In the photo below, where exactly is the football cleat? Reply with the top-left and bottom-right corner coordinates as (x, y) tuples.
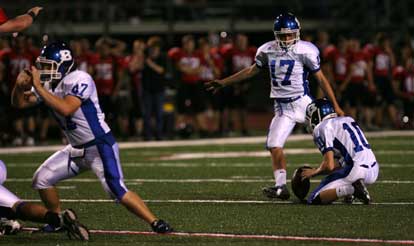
(343, 195), (355, 204)
(61, 209), (90, 241)
(262, 185), (291, 200)
(39, 223), (64, 233)
(0, 218), (22, 235)
(151, 219), (173, 233)
(352, 179), (371, 205)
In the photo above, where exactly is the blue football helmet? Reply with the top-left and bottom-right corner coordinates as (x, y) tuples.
(273, 13), (301, 50)
(306, 98), (337, 132)
(36, 41), (74, 86)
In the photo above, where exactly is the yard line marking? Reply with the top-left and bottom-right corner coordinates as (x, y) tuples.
(157, 150), (414, 160)
(6, 178), (414, 184)
(20, 199), (414, 205)
(21, 227), (414, 245)
(4, 162), (414, 168)
(0, 130), (413, 154)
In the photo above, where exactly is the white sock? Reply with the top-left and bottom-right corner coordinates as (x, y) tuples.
(336, 185), (355, 198)
(274, 169), (287, 187)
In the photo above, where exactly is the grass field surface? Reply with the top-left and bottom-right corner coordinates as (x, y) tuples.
(0, 133), (413, 245)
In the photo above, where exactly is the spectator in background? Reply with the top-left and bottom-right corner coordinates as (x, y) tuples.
(4, 36), (37, 145)
(392, 44), (414, 129)
(340, 37), (377, 130)
(220, 34), (256, 136)
(71, 39), (93, 74)
(142, 36), (167, 141)
(371, 33), (398, 128)
(126, 39), (145, 138)
(90, 37), (125, 129)
(197, 37), (223, 135)
(324, 36), (349, 104)
(168, 35), (209, 138)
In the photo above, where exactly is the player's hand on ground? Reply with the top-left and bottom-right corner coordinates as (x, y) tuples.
(205, 80), (224, 94)
(27, 6), (43, 16)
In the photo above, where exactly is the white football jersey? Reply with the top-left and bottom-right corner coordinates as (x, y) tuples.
(35, 70), (110, 146)
(313, 116), (376, 167)
(255, 40), (320, 98)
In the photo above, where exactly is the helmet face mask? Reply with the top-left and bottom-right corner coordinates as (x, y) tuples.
(36, 42), (74, 87)
(273, 13), (301, 50)
(306, 99), (337, 133)
(36, 57), (62, 86)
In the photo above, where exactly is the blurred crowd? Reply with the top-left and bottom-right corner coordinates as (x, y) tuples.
(0, 31), (413, 146)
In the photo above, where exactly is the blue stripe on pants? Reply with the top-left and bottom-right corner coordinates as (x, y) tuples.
(307, 164), (353, 204)
(96, 134), (127, 200)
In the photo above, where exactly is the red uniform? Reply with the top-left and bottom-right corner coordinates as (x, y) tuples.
(372, 46), (392, 77)
(197, 49), (224, 82)
(324, 46), (349, 82)
(123, 54), (142, 91)
(90, 55), (121, 96)
(168, 47), (202, 84)
(220, 44), (256, 73)
(0, 8), (8, 25)
(6, 50), (35, 89)
(393, 65), (414, 98)
(349, 51), (370, 84)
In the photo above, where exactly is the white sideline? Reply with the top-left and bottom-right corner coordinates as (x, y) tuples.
(21, 227), (414, 245)
(20, 199), (414, 205)
(0, 130), (413, 154)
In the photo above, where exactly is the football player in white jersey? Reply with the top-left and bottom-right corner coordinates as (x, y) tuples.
(206, 13), (344, 199)
(301, 99), (378, 204)
(0, 160), (89, 240)
(11, 42), (172, 233)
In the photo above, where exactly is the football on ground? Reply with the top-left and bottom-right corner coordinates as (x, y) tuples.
(291, 165), (312, 201)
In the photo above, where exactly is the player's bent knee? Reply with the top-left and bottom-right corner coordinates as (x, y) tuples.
(0, 160), (7, 185)
(104, 178), (128, 201)
(32, 167), (56, 189)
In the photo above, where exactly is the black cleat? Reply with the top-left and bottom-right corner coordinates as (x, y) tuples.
(61, 209), (90, 241)
(262, 185), (290, 200)
(352, 179), (371, 205)
(151, 219), (173, 233)
(343, 195), (355, 204)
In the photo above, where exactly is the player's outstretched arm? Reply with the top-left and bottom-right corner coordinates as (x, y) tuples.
(0, 6), (42, 33)
(205, 63), (260, 94)
(313, 70), (345, 116)
(11, 70), (38, 109)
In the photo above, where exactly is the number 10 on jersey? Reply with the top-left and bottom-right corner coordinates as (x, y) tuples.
(270, 59), (295, 87)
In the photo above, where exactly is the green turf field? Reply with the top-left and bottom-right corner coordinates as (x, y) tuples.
(0, 135), (413, 245)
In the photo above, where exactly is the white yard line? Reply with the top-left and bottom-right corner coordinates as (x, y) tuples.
(0, 130), (412, 154)
(21, 227), (414, 245)
(19, 198), (414, 206)
(158, 150), (414, 160)
(6, 178), (414, 184)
